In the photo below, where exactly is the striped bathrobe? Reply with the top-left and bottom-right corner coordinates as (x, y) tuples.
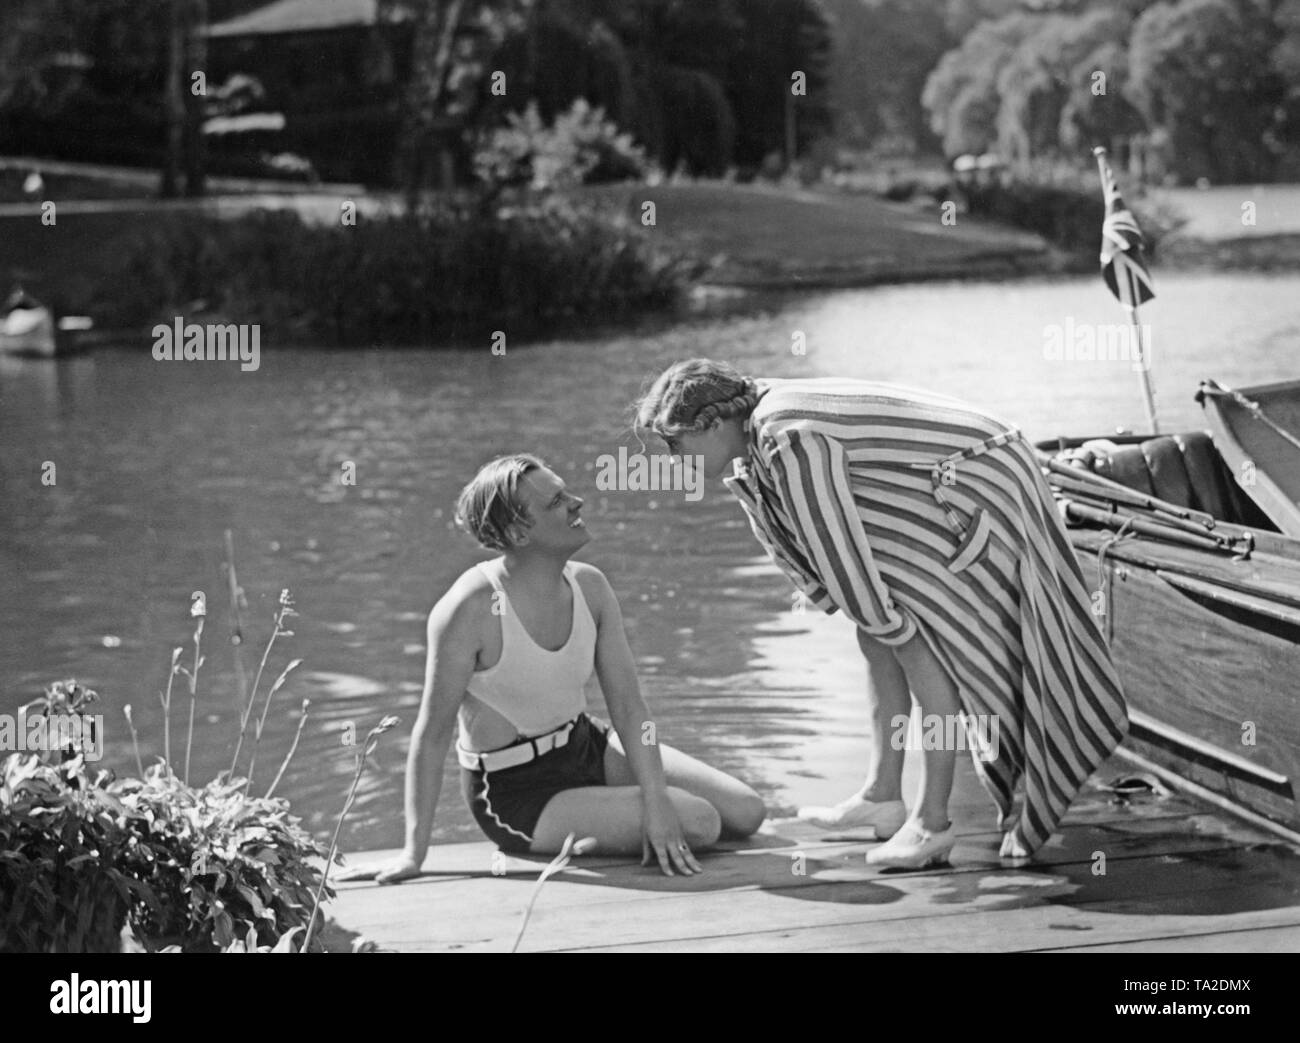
(725, 378), (1129, 854)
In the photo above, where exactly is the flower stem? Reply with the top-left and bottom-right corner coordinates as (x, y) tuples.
(245, 657), (301, 794)
(224, 529), (250, 723)
(227, 604), (288, 779)
(184, 615), (203, 785)
(264, 699), (310, 800)
(302, 716), (397, 953)
(160, 647), (180, 774)
(512, 834), (580, 954)
(123, 705), (145, 777)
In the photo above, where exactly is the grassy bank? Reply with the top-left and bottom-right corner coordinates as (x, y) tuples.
(1, 179), (1059, 346)
(7, 174), (1300, 347)
(1157, 233), (1300, 271)
(588, 181), (1056, 287)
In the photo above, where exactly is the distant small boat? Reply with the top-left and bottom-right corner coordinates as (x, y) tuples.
(1, 290), (94, 358)
(1037, 379), (1300, 838)
(1, 290), (55, 357)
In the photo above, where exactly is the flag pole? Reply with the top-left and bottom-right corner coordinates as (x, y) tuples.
(1127, 304), (1159, 433)
(1093, 146), (1160, 434)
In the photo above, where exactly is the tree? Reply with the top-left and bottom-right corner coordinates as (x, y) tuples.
(942, 0), (1027, 39)
(386, 0), (832, 182)
(993, 7), (1132, 165)
(571, 0), (745, 173)
(488, 12), (635, 127)
(1056, 37), (1145, 156)
(388, 0), (536, 204)
(1267, 0), (1300, 159)
(641, 63), (736, 174)
(0, 0), (202, 195)
(0, 0), (74, 111)
(822, 0), (954, 152)
(1128, 0), (1287, 182)
(922, 11), (1039, 156)
(727, 0), (835, 166)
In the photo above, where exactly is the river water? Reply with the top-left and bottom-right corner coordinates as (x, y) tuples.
(2, 271), (1296, 851)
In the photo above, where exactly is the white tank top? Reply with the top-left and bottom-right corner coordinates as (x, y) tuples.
(461, 560), (596, 739)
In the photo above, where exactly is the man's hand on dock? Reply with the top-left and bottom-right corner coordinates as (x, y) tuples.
(336, 852), (424, 885)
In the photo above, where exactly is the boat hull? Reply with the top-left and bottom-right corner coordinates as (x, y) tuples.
(1066, 527), (1300, 833)
(1199, 378), (1300, 538)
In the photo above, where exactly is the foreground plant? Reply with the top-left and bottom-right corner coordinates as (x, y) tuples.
(114, 765), (330, 951)
(510, 832), (598, 954)
(301, 714), (400, 953)
(228, 588), (298, 783)
(181, 591), (206, 784)
(0, 705), (146, 953)
(0, 565), (351, 953)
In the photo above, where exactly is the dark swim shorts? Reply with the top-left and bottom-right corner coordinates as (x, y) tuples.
(460, 713), (612, 854)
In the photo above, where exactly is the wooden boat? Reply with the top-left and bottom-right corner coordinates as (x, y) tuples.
(1036, 378), (1300, 837)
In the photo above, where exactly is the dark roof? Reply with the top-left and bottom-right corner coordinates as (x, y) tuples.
(206, 0), (408, 39)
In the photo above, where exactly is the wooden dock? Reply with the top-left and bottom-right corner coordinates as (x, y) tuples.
(328, 757), (1300, 953)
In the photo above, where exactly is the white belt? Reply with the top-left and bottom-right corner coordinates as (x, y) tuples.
(457, 717), (579, 772)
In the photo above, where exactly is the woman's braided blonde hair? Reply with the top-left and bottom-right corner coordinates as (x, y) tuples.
(633, 358), (761, 441)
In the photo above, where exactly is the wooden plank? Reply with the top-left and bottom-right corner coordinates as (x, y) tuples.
(329, 836), (1296, 952)
(1048, 922), (1300, 953)
(329, 811), (1246, 922)
(330, 775), (1250, 888)
(573, 882), (1300, 953)
(327, 749), (1287, 952)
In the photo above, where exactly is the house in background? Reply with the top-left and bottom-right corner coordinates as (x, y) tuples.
(205, 0), (477, 186)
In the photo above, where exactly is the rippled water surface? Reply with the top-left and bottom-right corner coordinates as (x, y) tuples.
(2, 271), (1296, 849)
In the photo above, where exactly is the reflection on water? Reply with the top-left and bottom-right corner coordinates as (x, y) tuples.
(2, 272), (1296, 850)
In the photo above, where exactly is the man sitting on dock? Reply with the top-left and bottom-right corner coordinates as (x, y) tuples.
(348, 453), (765, 882)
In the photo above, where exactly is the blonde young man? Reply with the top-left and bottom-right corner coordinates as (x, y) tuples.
(359, 454), (765, 881)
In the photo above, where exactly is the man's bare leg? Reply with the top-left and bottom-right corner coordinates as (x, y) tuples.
(601, 733), (766, 838)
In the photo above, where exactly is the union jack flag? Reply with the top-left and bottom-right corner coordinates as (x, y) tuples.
(1096, 149), (1156, 309)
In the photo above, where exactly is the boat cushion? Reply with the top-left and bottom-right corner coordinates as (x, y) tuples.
(1067, 430), (1279, 529)
(1170, 430), (1233, 519)
(1141, 436), (1195, 509)
(1094, 445), (1155, 497)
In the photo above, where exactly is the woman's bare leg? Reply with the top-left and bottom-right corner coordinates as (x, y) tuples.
(798, 628), (912, 829)
(855, 627), (910, 802)
(892, 631), (961, 832)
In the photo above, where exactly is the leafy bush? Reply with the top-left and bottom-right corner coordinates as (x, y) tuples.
(113, 767), (331, 952)
(0, 680), (134, 953)
(0, 751), (139, 953)
(963, 176), (1185, 258)
(473, 98), (647, 194)
(93, 193), (696, 345)
(0, 570), (388, 954)
(0, 683), (332, 953)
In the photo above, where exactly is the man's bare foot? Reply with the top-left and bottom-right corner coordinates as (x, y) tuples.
(336, 852), (423, 884)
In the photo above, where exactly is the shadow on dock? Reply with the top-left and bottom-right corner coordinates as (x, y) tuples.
(328, 762), (1300, 952)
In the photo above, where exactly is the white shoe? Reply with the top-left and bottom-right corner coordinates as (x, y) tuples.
(865, 819), (956, 869)
(999, 830), (1032, 862)
(797, 796), (907, 838)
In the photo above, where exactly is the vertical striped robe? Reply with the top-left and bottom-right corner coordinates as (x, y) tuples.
(725, 378), (1129, 854)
